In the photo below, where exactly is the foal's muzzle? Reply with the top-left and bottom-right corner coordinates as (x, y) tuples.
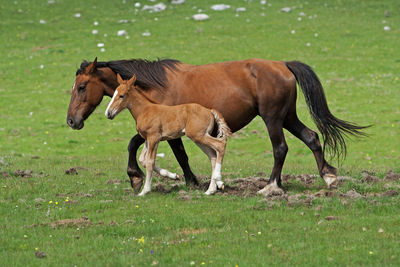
(106, 110), (116, 120)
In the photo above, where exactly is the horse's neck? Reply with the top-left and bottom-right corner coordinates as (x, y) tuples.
(127, 88), (156, 120)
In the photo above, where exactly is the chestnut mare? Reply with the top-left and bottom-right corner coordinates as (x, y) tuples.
(105, 74), (231, 196)
(66, 57), (367, 195)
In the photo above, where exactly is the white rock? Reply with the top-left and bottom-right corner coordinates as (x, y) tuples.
(100, 48), (105, 52)
(299, 12), (305, 16)
(117, 30), (127, 36)
(156, 153), (165, 158)
(236, 7), (246, 12)
(39, 19), (46, 24)
(142, 31), (151, 37)
(94, 21), (99, 26)
(97, 43), (104, 47)
(291, 30), (295, 34)
(142, 3), (166, 12)
(306, 42), (311, 47)
(281, 7), (291, 13)
(384, 26), (391, 31)
(260, 0), (266, 4)
(74, 13), (81, 18)
(118, 19), (129, 23)
(134, 2), (141, 8)
(192, 14), (209, 21)
(211, 4), (230, 11)
(92, 29), (98, 34)
(171, 0), (185, 4)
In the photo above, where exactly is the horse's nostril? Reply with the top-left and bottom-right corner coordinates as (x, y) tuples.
(67, 118), (74, 127)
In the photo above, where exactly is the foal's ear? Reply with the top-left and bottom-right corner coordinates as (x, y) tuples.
(85, 57), (97, 74)
(127, 74), (136, 86)
(117, 73), (124, 84)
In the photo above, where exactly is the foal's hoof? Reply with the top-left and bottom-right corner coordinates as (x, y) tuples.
(138, 190), (150, 197)
(323, 174), (338, 189)
(257, 183), (284, 197)
(216, 181), (225, 190)
(205, 189), (217, 195)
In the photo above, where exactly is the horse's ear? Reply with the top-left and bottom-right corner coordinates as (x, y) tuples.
(117, 73), (123, 84)
(85, 57), (97, 74)
(128, 74), (136, 86)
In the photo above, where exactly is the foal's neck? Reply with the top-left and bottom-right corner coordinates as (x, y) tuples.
(127, 87), (156, 120)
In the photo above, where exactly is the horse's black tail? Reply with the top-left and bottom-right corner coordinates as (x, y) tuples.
(285, 61), (370, 160)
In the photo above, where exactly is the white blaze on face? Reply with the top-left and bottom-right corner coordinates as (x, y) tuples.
(105, 89), (119, 117)
(72, 81), (76, 91)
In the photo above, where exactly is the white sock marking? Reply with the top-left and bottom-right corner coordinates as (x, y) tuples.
(105, 89), (119, 117)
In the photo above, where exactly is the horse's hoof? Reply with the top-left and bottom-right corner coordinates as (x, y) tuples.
(257, 183), (284, 197)
(323, 174), (338, 189)
(131, 176), (144, 194)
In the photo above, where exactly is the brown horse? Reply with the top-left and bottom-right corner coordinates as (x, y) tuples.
(106, 74), (231, 196)
(66, 57), (367, 196)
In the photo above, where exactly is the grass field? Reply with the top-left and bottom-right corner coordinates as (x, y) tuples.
(1, 0), (400, 265)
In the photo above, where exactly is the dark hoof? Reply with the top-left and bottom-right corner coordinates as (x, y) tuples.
(130, 176), (144, 194)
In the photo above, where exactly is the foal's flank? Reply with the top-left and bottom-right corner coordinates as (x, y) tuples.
(105, 74), (231, 196)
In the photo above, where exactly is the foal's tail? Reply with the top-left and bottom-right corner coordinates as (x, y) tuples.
(211, 109), (232, 139)
(285, 61), (370, 160)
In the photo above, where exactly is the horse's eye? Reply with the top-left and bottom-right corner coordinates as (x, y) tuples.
(119, 95), (124, 99)
(78, 85), (86, 92)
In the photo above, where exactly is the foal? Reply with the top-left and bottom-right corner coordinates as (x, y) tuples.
(105, 74), (231, 196)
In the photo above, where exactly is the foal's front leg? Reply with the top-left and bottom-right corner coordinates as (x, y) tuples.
(138, 139), (159, 197)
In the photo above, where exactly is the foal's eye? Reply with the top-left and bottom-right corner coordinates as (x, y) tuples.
(119, 95), (124, 99)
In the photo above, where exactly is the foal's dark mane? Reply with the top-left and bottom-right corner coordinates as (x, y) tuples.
(77, 58), (180, 89)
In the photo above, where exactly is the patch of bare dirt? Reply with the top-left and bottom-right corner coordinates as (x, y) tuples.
(14, 169), (33, 178)
(50, 217), (90, 228)
(179, 228), (207, 235)
(360, 171), (380, 183)
(384, 170), (400, 181)
(65, 168), (78, 175)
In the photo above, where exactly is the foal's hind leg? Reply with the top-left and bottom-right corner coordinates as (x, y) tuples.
(191, 135), (227, 195)
(257, 119), (287, 196)
(195, 143), (225, 191)
(284, 113), (338, 188)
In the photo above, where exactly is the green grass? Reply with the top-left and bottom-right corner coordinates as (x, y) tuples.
(1, 0), (400, 265)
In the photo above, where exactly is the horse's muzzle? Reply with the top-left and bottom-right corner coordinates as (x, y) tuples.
(66, 116), (84, 130)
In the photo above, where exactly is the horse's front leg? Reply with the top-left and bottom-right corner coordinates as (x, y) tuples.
(127, 134), (145, 193)
(167, 138), (199, 186)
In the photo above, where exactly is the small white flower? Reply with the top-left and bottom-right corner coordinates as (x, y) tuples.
(74, 13), (81, 18)
(297, 17), (302, 21)
(92, 29), (98, 35)
(281, 7), (291, 13)
(236, 7), (246, 12)
(384, 26), (391, 31)
(260, 0), (266, 5)
(40, 65), (44, 69)
(94, 21), (99, 26)
(134, 2), (140, 8)
(291, 30), (296, 34)
(100, 48), (105, 52)
(306, 42), (311, 47)
(39, 19), (46, 24)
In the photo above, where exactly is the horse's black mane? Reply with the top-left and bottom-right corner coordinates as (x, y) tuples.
(76, 58), (181, 89)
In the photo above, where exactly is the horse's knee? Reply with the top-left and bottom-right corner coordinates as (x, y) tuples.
(274, 142), (288, 159)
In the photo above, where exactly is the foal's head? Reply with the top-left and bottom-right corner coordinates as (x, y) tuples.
(105, 73), (136, 120)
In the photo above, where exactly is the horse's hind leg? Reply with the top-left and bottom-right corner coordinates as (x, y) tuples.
(127, 134), (145, 193)
(257, 119), (287, 196)
(167, 138), (199, 186)
(283, 112), (338, 188)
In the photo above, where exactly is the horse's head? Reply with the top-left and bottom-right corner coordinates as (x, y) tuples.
(66, 57), (117, 129)
(105, 73), (136, 120)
